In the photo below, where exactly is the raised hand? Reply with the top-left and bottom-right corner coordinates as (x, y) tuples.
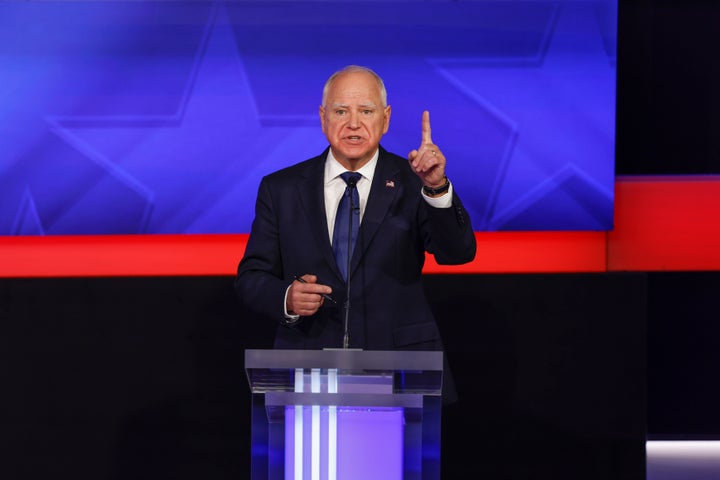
(407, 110), (446, 189)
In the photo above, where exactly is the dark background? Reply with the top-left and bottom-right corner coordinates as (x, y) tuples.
(2, 1), (720, 479)
(1, 275), (647, 479)
(616, 0), (720, 175)
(616, 0), (720, 443)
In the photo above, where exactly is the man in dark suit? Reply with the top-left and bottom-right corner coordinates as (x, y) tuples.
(234, 65), (475, 358)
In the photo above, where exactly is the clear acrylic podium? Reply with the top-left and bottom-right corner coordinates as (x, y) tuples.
(244, 349), (444, 480)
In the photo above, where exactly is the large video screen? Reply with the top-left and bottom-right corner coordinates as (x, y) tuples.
(1, 0), (617, 235)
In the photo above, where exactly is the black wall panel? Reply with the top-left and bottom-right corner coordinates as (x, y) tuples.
(646, 272), (720, 437)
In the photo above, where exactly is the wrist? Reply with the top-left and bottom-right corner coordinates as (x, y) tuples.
(423, 176), (450, 196)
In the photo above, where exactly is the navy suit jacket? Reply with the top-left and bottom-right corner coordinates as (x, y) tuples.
(235, 145), (476, 352)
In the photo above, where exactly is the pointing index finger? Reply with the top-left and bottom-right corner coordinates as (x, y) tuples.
(421, 110), (432, 145)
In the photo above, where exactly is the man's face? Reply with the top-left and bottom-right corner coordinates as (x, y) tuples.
(320, 71), (391, 169)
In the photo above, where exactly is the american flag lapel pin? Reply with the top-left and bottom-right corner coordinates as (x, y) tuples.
(385, 179), (395, 188)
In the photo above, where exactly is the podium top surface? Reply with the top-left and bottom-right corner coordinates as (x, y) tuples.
(244, 349), (444, 394)
(245, 348), (443, 371)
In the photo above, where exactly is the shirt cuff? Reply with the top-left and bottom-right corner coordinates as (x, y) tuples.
(283, 284), (301, 324)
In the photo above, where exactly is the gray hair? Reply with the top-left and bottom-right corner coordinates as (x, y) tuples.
(321, 65), (388, 107)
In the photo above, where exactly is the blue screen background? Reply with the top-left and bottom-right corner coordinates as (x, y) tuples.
(0, 0), (617, 235)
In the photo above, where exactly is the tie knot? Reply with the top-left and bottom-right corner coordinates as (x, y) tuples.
(340, 171), (362, 187)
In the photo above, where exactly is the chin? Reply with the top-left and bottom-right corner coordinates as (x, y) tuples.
(338, 146), (370, 159)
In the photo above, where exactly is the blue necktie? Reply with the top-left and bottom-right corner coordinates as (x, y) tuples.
(333, 172), (361, 281)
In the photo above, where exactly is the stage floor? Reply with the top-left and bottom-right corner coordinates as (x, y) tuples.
(647, 441), (720, 480)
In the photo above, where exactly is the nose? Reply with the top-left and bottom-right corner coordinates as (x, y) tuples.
(348, 111), (360, 129)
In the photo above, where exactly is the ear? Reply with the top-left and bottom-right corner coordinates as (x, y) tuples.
(319, 105), (327, 132)
(382, 105), (392, 134)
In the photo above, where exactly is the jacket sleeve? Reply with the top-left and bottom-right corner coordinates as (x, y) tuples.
(234, 176), (290, 323)
(422, 190), (477, 265)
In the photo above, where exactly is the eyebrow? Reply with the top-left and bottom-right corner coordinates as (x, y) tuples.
(329, 103), (378, 109)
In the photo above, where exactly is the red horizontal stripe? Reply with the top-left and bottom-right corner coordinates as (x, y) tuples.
(0, 234), (246, 278)
(609, 175), (720, 271)
(426, 231), (607, 273)
(1, 176), (719, 277)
